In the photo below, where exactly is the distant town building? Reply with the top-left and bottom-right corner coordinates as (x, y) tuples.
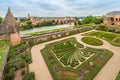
(96, 16), (103, 19)
(28, 14), (76, 25)
(0, 8), (21, 46)
(104, 11), (120, 26)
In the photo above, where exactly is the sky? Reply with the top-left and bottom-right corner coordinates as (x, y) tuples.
(0, 0), (120, 17)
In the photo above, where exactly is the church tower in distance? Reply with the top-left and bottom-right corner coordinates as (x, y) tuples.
(0, 8), (21, 46)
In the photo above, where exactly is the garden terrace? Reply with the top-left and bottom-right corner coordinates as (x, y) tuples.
(4, 42), (35, 80)
(41, 38), (113, 80)
(82, 31), (120, 47)
(81, 37), (103, 46)
(0, 40), (9, 79)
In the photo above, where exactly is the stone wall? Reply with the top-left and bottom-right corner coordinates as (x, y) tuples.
(22, 26), (94, 44)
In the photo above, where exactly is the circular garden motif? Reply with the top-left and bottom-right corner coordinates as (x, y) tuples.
(81, 37), (103, 46)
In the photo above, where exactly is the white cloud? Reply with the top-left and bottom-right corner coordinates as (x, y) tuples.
(0, 0), (120, 17)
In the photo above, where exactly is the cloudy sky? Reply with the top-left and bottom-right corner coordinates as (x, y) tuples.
(0, 0), (120, 17)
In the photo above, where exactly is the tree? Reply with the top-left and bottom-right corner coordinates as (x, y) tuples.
(82, 15), (96, 24)
(74, 21), (77, 26)
(99, 24), (108, 31)
(95, 18), (103, 24)
(20, 18), (30, 22)
(0, 17), (2, 23)
(81, 15), (103, 25)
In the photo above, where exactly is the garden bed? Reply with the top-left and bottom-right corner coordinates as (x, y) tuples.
(82, 31), (120, 47)
(41, 38), (113, 80)
(4, 42), (35, 80)
(81, 37), (103, 46)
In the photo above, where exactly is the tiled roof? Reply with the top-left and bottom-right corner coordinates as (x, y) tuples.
(107, 11), (120, 15)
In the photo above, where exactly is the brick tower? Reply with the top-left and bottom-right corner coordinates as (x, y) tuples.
(0, 8), (21, 46)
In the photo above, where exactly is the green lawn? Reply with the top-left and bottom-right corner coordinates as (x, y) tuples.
(81, 37), (103, 46)
(41, 38), (113, 80)
(25, 26), (73, 36)
(82, 31), (120, 47)
(0, 40), (9, 67)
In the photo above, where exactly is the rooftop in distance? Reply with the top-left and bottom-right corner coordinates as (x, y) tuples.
(107, 11), (120, 15)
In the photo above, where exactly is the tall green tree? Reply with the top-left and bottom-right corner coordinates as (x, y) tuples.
(0, 17), (2, 24)
(82, 15), (96, 24)
(20, 18), (30, 22)
(81, 15), (103, 25)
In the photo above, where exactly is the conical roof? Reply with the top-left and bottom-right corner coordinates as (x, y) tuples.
(0, 8), (20, 34)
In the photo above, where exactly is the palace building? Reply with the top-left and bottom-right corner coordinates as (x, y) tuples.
(0, 8), (21, 46)
(104, 11), (120, 26)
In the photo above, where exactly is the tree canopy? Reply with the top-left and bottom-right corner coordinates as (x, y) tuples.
(74, 15), (103, 26)
(0, 17), (2, 24)
(82, 15), (103, 24)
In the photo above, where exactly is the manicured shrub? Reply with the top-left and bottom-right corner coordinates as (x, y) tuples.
(5, 71), (15, 80)
(5, 57), (26, 73)
(19, 53), (32, 64)
(89, 61), (94, 67)
(21, 70), (26, 76)
(22, 72), (35, 80)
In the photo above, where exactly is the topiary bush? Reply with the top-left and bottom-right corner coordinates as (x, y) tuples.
(5, 71), (15, 80)
(22, 72), (35, 80)
(19, 53), (32, 64)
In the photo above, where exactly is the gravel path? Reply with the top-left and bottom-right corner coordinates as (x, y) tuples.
(29, 30), (120, 80)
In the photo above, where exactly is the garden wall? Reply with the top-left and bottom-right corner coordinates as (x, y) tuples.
(22, 26), (94, 45)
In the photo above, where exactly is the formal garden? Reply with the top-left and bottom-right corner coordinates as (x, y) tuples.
(41, 38), (113, 80)
(81, 37), (103, 46)
(82, 31), (120, 47)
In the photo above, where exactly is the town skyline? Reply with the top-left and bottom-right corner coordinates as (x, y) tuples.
(0, 0), (120, 17)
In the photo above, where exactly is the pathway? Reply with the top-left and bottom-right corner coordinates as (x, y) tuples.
(29, 30), (120, 80)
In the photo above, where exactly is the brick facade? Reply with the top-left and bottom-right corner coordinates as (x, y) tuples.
(104, 11), (120, 26)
